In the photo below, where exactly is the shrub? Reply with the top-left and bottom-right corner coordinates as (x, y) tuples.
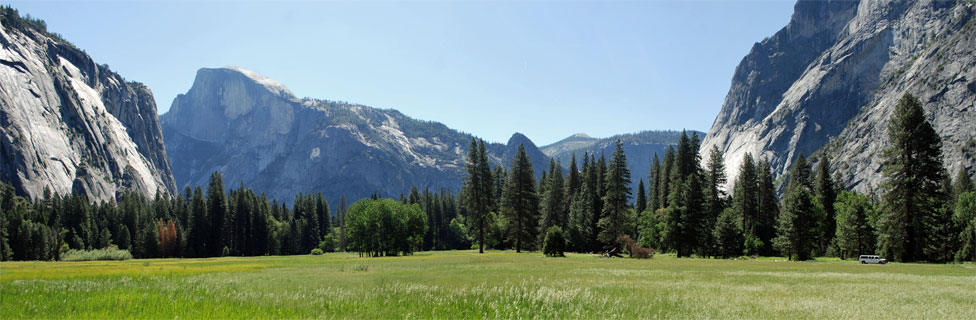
(310, 248), (324, 255)
(543, 226), (566, 257)
(617, 235), (653, 259)
(61, 246), (132, 261)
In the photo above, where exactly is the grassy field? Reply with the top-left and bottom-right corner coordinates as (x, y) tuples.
(1, 251), (974, 319)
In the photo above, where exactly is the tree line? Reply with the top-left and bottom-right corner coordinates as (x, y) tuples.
(2, 93), (974, 263)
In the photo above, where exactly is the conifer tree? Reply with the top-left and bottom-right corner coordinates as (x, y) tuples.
(598, 140), (632, 250)
(954, 192), (976, 262)
(207, 171), (228, 256)
(703, 146), (728, 256)
(565, 153), (582, 209)
(568, 154), (595, 252)
(878, 93), (947, 262)
(636, 179), (647, 217)
(188, 186), (208, 257)
(662, 132), (705, 257)
(713, 208), (743, 258)
(756, 158), (780, 255)
(540, 158), (566, 240)
(463, 138), (494, 253)
(834, 190), (876, 259)
(774, 154), (818, 261)
(659, 147), (675, 209)
(953, 168), (974, 201)
(815, 157), (837, 254)
(502, 144), (539, 253)
(648, 154), (662, 211)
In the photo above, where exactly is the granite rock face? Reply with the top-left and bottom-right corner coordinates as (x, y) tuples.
(701, 0), (976, 192)
(162, 67), (549, 203)
(0, 15), (175, 201)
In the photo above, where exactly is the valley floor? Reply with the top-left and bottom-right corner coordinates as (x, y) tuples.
(1, 251), (974, 318)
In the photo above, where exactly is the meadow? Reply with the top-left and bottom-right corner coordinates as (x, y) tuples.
(2, 251), (974, 319)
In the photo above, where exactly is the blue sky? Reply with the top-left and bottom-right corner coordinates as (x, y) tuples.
(10, 0), (794, 146)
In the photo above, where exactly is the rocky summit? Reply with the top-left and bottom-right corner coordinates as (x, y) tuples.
(0, 11), (175, 202)
(701, 0), (976, 192)
(162, 67), (549, 203)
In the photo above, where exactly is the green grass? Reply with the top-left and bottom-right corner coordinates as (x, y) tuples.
(2, 251), (974, 319)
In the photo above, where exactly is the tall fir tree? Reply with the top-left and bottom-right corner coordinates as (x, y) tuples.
(598, 140), (632, 250)
(463, 138), (494, 253)
(502, 144), (540, 253)
(659, 146), (675, 209)
(953, 167), (974, 201)
(815, 157), (837, 255)
(662, 131), (705, 257)
(565, 153), (582, 210)
(877, 93), (947, 262)
(733, 153), (759, 255)
(834, 190), (877, 259)
(648, 154), (662, 211)
(756, 158), (780, 256)
(540, 158), (566, 241)
(774, 154), (819, 261)
(568, 154), (595, 252)
(206, 172), (228, 257)
(703, 146), (728, 256)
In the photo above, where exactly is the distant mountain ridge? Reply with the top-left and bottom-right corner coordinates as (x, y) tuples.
(162, 67), (550, 203)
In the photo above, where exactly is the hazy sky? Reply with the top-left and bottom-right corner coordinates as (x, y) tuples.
(10, 0), (794, 146)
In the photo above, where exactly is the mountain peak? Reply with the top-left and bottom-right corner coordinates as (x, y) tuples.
(199, 66), (296, 99)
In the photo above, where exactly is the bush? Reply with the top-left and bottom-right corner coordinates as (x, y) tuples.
(543, 226), (566, 257)
(310, 248), (324, 255)
(617, 235), (653, 259)
(61, 246), (132, 261)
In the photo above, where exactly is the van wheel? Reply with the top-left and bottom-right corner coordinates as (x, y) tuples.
(861, 261), (866, 264)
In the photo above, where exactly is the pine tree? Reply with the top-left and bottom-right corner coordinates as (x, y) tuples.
(635, 179), (647, 239)
(502, 144), (539, 253)
(733, 153), (759, 255)
(815, 157), (837, 255)
(568, 154), (595, 252)
(954, 192), (976, 262)
(953, 167), (974, 201)
(834, 190), (876, 259)
(463, 139), (494, 253)
(713, 208), (743, 258)
(662, 132), (705, 257)
(659, 147), (675, 209)
(188, 186), (208, 257)
(774, 154), (818, 261)
(878, 93), (947, 262)
(598, 140), (632, 250)
(648, 154), (662, 211)
(756, 158), (780, 256)
(565, 153), (582, 210)
(540, 158), (566, 241)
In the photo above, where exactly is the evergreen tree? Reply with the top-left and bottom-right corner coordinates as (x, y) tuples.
(774, 154), (818, 261)
(501, 144), (540, 253)
(540, 158), (566, 241)
(659, 146), (675, 209)
(565, 153), (582, 210)
(648, 154), (662, 211)
(188, 186), (208, 257)
(206, 172), (228, 257)
(815, 157), (838, 255)
(635, 179), (647, 219)
(954, 192), (976, 262)
(463, 138), (494, 253)
(756, 158), (780, 256)
(953, 168), (974, 201)
(834, 191), (877, 259)
(878, 93), (947, 262)
(733, 153), (759, 255)
(662, 131), (705, 257)
(713, 208), (743, 258)
(568, 154), (595, 252)
(598, 140), (632, 250)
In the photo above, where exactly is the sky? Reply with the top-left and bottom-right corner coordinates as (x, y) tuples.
(9, 0), (795, 146)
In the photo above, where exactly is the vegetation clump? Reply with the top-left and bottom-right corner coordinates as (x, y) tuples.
(61, 246), (132, 261)
(542, 226), (566, 257)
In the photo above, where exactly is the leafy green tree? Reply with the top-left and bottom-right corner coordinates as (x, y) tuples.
(774, 154), (819, 261)
(543, 226), (567, 257)
(598, 140), (632, 250)
(501, 144), (540, 253)
(878, 93), (947, 262)
(345, 198), (427, 257)
(713, 208), (743, 258)
(834, 191), (877, 259)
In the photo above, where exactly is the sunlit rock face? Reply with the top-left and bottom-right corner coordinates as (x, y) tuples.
(702, 0), (976, 192)
(0, 18), (175, 202)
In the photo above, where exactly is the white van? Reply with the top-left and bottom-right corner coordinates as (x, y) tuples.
(858, 255), (887, 264)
